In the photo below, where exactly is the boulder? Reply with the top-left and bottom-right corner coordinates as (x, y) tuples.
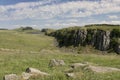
(70, 63), (120, 73)
(49, 59), (65, 67)
(3, 74), (20, 80)
(58, 60), (65, 65)
(88, 65), (120, 73)
(71, 63), (88, 69)
(66, 72), (83, 79)
(21, 72), (33, 80)
(66, 73), (75, 78)
(26, 67), (49, 76)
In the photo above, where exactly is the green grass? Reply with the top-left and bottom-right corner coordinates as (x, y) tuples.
(85, 26), (120, 31)
(0, 50), (120, 80)
(0, 30), (120, 80)
(57, 25), (120, 31)
(0, 30), (54, 51)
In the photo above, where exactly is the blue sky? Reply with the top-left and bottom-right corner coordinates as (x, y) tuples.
(0, 0), (120, 29)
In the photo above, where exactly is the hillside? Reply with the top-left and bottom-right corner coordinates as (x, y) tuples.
(49, 25), (120, 54)
(0, 29), (120, 80)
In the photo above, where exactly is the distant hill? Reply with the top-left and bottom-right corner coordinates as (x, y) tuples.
(14, 27), (41, 34)
(0, 28), (8, 30)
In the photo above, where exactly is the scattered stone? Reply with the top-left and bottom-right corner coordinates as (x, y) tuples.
(21, 72), (33, 80)
(66, 72), (83, 79)
(26, 67), (49, 76)
(71, 62), (120, 73)
(64, 68), (73, 73)
(3, 74), (20, 80)
(49, 59), (65, 67)
(71, 63), (88, 69)
(49, 59), (59, 67)
(66, 73), (75, 78)
(88, 65), (120, 73)
(3, 68), (49, 80)
(59, 60), (65, 65)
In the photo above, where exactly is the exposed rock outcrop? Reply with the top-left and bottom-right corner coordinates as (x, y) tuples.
(94, 30), (110, 51)
(71, 63), (88, 69)
(21, 72), (32, 80)
(50, 27), (120, 54)
(65, 62), (120, 79)
(74, 29), (87, 46)
(26, 67), (49, 76)
(114, 44), (120, 54)
(3, 74), (20, 80)
(66, 73), (75, 78)
(49, 59), (65, 67)
(88, 65), (120, 73)
(3, 68), (49, 80)
(70, 63), (120, 73)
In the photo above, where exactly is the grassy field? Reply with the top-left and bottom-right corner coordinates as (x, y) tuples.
(0, 30), (120, 80)
(0, 30), (54, 51)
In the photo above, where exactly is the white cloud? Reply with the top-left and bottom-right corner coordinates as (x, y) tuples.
(108, 15), (118, 19)
(110, 21), (120, 24)
(0, 0), (120, 21)
(99, 20), (120, 25)
(44, 22), (82, 29)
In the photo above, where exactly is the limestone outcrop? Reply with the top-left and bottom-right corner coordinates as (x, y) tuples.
(3, 68), (49, 80)
(3, 74), (20, 80)
(49, 59), (65, 67)
(50, 27), (120, 54)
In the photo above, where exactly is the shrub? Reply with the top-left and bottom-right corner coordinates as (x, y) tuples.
(22, 27), (33, 30)
(111, 29), (120, 38)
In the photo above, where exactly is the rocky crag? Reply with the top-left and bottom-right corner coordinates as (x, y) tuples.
(49, 25), (120, 54)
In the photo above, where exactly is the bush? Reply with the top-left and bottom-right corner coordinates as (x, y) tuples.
(22, 27), (33, 30)
(110, 38), (119, 47)
(110, 38), (120, 53)
(41, 28), (55, 36)
(111, 29), (120, 38)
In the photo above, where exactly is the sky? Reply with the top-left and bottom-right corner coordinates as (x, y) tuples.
(0, 0), (120, 29)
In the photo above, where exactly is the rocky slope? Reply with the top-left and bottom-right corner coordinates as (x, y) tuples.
(49, 25), (120, 54)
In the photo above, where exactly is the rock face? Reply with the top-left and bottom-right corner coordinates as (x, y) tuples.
(3, 74), (20, 80)
(114, 44), (120, 54)
(74, 30), (87, 46)
(94, 30), (110, 51)
(51, 28), (120, 53)
(49, 59), (65, 67)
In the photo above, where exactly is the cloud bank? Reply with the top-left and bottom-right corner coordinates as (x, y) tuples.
(0, 0), (120, 29)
